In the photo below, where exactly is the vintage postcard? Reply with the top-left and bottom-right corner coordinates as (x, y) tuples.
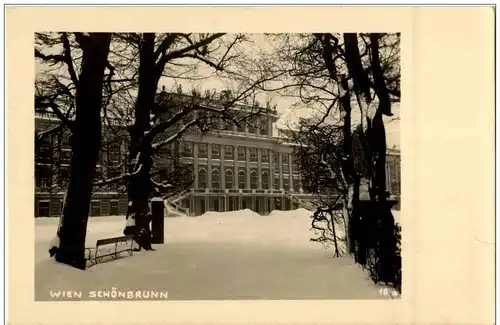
(6, 5), (495, 325)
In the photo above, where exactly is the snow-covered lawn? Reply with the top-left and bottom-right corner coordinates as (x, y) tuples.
(35, 209), (396, 300)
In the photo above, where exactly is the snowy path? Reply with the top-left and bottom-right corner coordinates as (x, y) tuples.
(35, 209), (391, 300)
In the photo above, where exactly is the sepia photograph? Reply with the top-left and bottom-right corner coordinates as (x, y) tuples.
(5, 4), (496, 325)
(34, 31), (402, 301)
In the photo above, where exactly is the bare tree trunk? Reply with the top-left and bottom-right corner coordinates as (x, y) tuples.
(338, 75), (358, 255)
(54, 33), (112, 269)
(123, 33), (158, 250)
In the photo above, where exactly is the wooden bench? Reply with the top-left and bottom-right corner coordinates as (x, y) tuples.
(85, 235), (134, 266)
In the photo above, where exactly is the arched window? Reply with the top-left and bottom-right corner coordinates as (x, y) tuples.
(198, 169), (207, 189)
(250, 171), (258, 189)
(262, 172), (269, 190)
(211, 169), (220, 189)
(238, 170), (246, 189)
(225, 169), (233, 189)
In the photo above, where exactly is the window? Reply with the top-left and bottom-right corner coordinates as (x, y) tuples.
(198, 169), (207, 189)
(261, 149), (269, 163)
(250, 170), (258, 189)
(238, 170), (246, 189)
(40, 134), (52, 147)
(273, 153), (280, 171)
(198, 143), (207, 158)
(274, 176), (280, 189)
(59, 167), (70, 187)
(36, 167), (52, 189)
(211, 144), (220, 159)
(292, 154), (299, 172)
(260, 118), (269, 135)
(249, 148), (257, 162)
(110, 201), (119, 215)
(238, 147), (246, 161)
(212, 169), (220, 189)
(40, 177), (51, 189)
(38, 201), (50, 217)
(225, 170), (233, 189)
(183, 142), (193, 157)
(90, 201), (101, 216)
(181, 165), (194, 184)
(39, 147), (52, 163)
(283, 177), (290, 191)
(294, 177), (302, 192)
(224, 145), (234, 160)
(262, 172), (269, 189)
(61, 133), (70, 146)
(282, 153), (289, 167)
(109, 143), (121, 164)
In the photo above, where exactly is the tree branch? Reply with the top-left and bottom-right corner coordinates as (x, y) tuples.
(60, 32), (79, 86)
(153, 33), (180, 60)
(35, 98), (75, 130)
(93, 164), (142, 186)
(150, 178), (173, 189)
(155, 33), (225, 75)
(34, 49), (65, 64)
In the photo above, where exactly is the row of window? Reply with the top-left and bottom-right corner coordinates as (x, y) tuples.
(36, 165), (124, 190)
(37, 146), (123, 167)
(181, 143), (298, 167)
(36, 200), (121, 217)
(184, 143), (271, 161)
(181, 113), (271, 136)
(196, 168), (302, 191)
(37, 133), (124, 167)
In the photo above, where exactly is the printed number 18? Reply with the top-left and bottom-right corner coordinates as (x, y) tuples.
(379, 288), (398, 297)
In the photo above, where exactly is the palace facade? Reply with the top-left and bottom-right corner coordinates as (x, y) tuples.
(34, 94), (401, 217)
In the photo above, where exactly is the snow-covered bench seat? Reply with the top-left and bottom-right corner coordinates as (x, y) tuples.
(85, 235), (134, 266)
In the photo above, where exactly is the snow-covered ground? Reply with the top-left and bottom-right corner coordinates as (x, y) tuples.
(35, 209), (397, 300)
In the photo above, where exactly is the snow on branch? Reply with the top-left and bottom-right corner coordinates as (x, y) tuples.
(93, 164), (142, 186)
(131, 152), (141, 170)
(150, 179), (172, 189)
(151, 119), (198, 150)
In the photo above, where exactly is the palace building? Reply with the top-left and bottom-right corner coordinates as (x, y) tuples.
(34, 93), (401, 217)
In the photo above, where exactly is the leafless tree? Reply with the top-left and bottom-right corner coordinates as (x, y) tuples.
(36, 32), (113, 269)
(257, 33), (400, 256)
